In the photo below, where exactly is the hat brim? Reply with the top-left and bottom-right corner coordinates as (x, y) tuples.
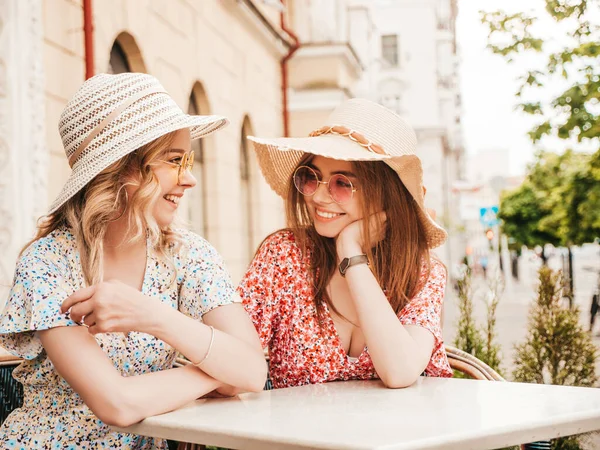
(249, 134), (448, 249)
(48, 114), (228, 214)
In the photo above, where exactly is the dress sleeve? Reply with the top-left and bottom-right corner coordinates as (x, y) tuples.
(178, 233), (240, 320)
(238, 232), (294, 350)
(0, 256), (78, 360)
(398, 259), (452, 377)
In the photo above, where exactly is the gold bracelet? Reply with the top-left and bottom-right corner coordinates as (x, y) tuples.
(194, 325), (215, 367)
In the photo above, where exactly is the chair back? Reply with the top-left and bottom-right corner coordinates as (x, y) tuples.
(445, 345), (504, 381)
(0, 354), (24, 425)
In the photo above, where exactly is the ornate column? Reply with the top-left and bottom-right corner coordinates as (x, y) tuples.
(0, 0), (47, 302)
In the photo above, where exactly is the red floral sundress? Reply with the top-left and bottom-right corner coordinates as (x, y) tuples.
(238, 230), (452, 389)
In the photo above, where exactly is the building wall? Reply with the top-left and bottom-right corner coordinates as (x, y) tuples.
(287, 0), (365, 131)
(373, 1), (440, 122)
(0, 0), (47, 305)
(43, 0), (287, 282)
(371, 0), (464, 267)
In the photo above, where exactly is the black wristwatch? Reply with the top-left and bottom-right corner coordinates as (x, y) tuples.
(339, 255), (369, 277)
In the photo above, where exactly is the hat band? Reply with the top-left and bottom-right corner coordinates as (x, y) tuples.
(309, 125), (386, 155)
(68, 87), (167, 168)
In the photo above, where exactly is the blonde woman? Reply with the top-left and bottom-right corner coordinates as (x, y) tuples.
(0, 73), (266, 448)
(239, 99), (452, 390)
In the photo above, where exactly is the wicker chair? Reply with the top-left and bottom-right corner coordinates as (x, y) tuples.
(445, 345), (504, 381)
(0, 354), (24, 425)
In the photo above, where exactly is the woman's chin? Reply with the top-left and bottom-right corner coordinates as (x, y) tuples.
(313, 222), (343, 239)
(154, 211), (177, 228)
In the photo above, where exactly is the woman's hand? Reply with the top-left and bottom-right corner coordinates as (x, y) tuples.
(336, 212), (387, 259)
(61, 280), (162, 335)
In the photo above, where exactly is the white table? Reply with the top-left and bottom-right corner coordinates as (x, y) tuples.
(115, 378), (600, 449)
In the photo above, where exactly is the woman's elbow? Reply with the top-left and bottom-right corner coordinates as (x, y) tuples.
(94, 404), (142, 428)
(379, 368), (422, 389)
(246, 360), (268, 392)
(381, 377), (415, 389)
(87, 390), (142, 428)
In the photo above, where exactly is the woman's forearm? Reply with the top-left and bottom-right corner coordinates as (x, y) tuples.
(144, 303), (266, 392)
(343, 264), (429, 387)
(115, 364), (221, 427)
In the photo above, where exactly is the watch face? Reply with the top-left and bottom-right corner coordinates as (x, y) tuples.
(339, 255), (368, 277)
(339, 257), (350, 275)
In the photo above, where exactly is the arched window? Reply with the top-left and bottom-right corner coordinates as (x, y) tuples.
(240, 116), (255, 264)
(108, 41), (131, 74)
(106, 32), (147, 74)
(187, 87), (209, 239)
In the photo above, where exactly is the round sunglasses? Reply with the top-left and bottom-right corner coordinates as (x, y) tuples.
(293, 165), (357, 204)
(162, 151), (195, 185)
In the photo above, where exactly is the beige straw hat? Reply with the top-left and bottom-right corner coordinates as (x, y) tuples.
(249, 98), (447, 248)
(49, 72), (229, 214)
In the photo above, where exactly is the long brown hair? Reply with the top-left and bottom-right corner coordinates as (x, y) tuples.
(286, 155), (431, 320)
(22, 131), (182, 286)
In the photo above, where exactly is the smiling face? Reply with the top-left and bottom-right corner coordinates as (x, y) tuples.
(148, 128), (196, 227)
(300, 155), (363, 239)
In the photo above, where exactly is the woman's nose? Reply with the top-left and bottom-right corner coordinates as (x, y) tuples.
(312, 181), (332, 203)
(180, 168), (197, 189)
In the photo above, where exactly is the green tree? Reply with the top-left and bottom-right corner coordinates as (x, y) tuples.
(498, 150), (590, 257)
(567, 151), (600, 243)
(483, 0), (600, 250)
(453, 267), (484, 358)
(453, 267), (503, 376)
(481, 1), (600, 146)
(513, 266), (597, 449)
(498, 181), (559, 263)
(499, 150), (592, 299)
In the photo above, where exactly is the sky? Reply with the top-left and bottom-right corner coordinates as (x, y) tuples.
(456, 0), (562, 176)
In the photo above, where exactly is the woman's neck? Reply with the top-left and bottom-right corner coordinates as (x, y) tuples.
(104, 215), (145, 255)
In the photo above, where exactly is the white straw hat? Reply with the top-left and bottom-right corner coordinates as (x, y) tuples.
(249, 98), (447, 248)
(49, 72), (229, 214)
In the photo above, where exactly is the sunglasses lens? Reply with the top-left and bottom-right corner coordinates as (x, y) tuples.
(329, 174), (354, 203)
(188, 151), (194, 172)
(176, 152), (195, 184)
(294, 166), (319, 196)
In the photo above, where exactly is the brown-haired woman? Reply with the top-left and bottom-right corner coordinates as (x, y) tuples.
(0, 73), (266, 448)
(239, 98), (452, 389)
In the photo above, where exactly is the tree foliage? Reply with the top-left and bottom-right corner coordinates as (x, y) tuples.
(484, 1), (600, 247)
(498, 149), (597, 249)
(512, 266), (597, 449)
(481, 0), (600, 144)
(513, 266), (597, 386)
(453, 267), (503, 375)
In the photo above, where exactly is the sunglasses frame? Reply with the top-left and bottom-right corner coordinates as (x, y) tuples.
(293, 165), (358, 204)
(162, 150), (195, 185)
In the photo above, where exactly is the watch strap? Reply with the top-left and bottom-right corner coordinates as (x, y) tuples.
(339, 254), (369, 277)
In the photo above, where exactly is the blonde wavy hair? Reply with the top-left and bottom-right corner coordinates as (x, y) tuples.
(23, 131), (183, 286)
